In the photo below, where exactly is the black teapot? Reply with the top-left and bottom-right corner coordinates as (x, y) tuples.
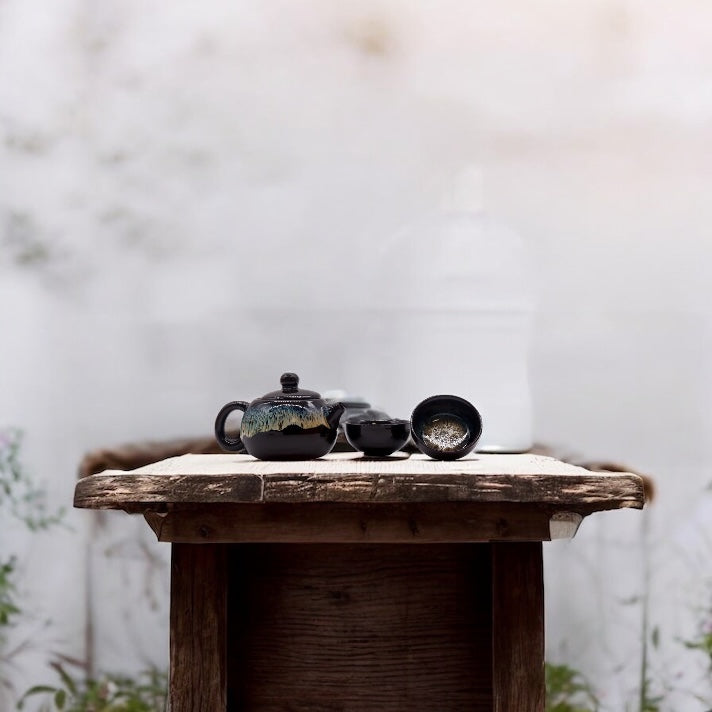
(214, 373), (345, 460)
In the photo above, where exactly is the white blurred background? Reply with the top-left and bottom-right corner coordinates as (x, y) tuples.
(2, 1), (712, 709)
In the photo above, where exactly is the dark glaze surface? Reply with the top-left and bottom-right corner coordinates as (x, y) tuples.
(244, 425), (338, 460)
(344, 419), (411, 457)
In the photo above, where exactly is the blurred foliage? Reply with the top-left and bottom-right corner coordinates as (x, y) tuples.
(17, 661), (166, 712)
(0, 428), (64, 531)
(1, 427), (165, 711)
(545, 662), (599, 712)
(0, 558), (21, 628)
(683, 617), (712, 669)
(637, 606), (664, 712)
(638, 676), (663, 712)
(1, 427), (64, 692)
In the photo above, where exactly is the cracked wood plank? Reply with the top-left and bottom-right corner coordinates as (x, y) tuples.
(74, 453), (644, 515)
(74, 452), (645, 515)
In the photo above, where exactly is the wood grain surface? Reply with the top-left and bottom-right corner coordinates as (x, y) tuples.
(492, 542), (545, 712)
(74, 452), (645, 515)
(228, 543), (493, 711)
(144, 502), (556, 543)
(170, 544), (227, 712)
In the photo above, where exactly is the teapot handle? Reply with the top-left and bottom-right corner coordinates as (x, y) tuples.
(214, 401), (249, 453)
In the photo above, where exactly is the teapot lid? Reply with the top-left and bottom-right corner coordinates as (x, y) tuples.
(259, 373), (321, 401)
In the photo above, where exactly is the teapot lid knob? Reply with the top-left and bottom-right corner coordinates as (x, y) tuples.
(260, 373), (319, 401)
(281, 372), (300, 393)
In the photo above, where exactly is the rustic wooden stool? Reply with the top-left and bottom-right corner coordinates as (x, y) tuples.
(74, 452), (644, 712)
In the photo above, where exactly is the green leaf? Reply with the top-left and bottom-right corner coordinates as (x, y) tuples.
(19, 685), (59, 696)
(16, 685), (59, 709)
(54, 689), (66, 709)
(545, 662), (599, 712)
(50, 662), (78, 696)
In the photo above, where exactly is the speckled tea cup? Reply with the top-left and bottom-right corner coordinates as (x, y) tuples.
(410, 395), (482, 460)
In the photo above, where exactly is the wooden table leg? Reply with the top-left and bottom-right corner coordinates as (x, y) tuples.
(170, 544), (227, 712)
(491, 542), (545, 712)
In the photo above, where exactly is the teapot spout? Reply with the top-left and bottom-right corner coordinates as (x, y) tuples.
(324, 400), (346, 430)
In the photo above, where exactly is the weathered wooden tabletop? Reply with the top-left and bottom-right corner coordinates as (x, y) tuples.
(74, 452), (645, 543)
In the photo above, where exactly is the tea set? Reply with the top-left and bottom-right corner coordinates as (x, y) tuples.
(215, 372), (483, 461)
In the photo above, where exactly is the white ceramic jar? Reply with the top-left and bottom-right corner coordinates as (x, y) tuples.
(368, 165), (535, 453)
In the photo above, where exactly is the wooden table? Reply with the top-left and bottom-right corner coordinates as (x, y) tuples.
(74, 452), (645, 712)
